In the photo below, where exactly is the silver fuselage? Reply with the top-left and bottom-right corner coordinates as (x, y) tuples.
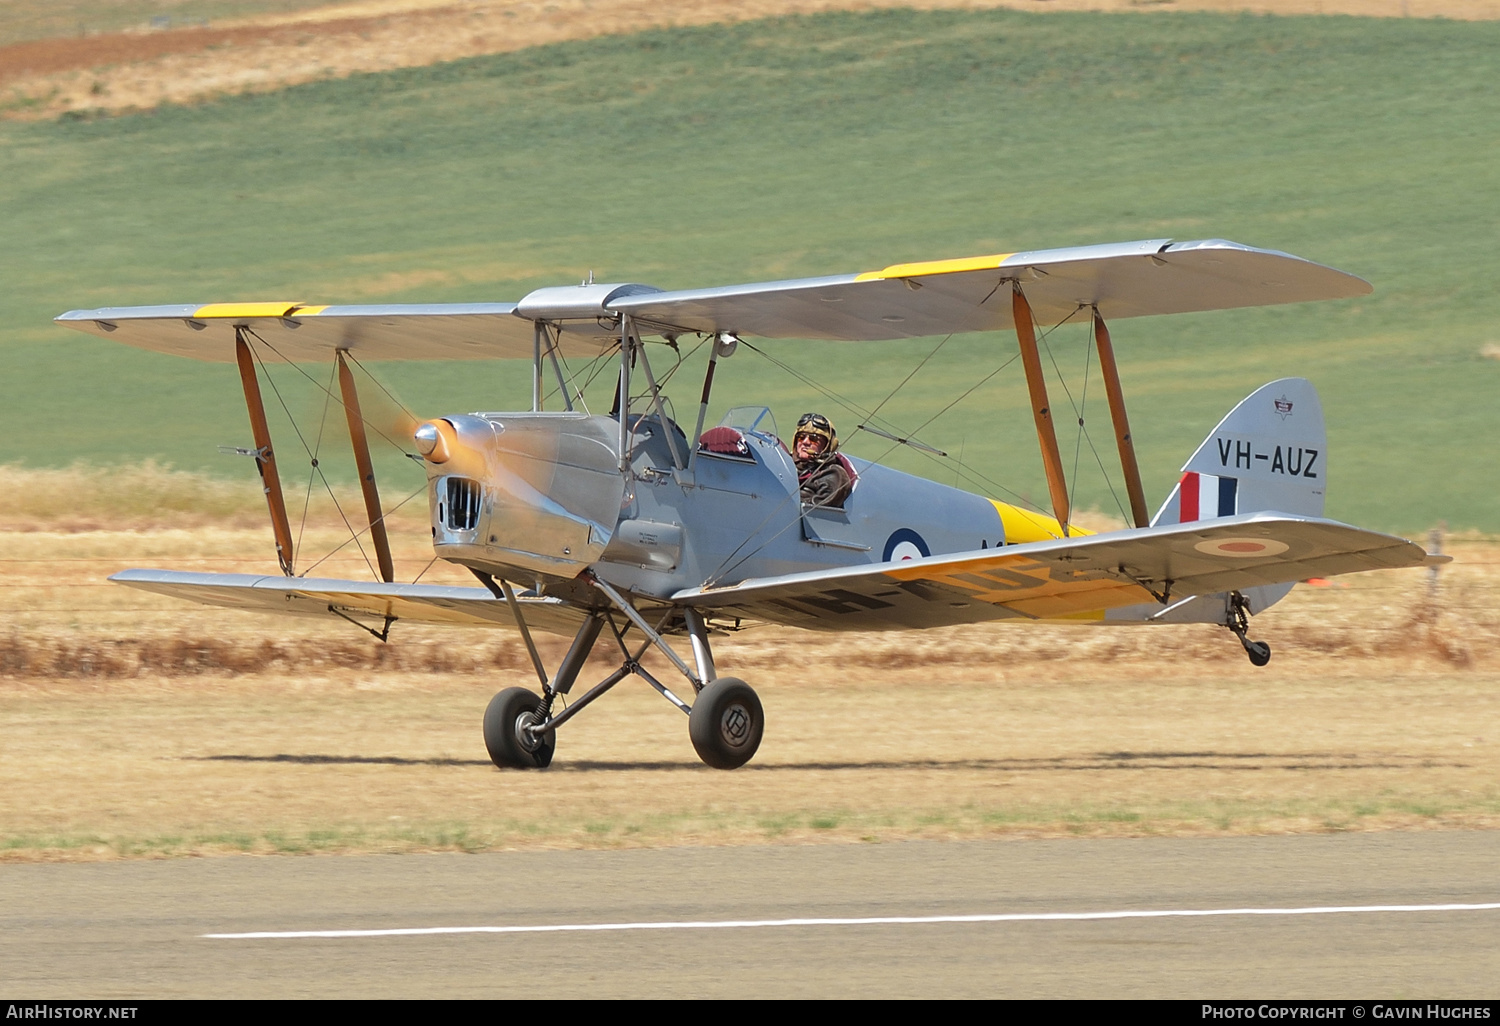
(425, 411), (1006, 602)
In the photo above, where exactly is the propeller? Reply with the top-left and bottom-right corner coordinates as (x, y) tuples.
(304, 359), (423, 457)
(350, 372), (423, 454)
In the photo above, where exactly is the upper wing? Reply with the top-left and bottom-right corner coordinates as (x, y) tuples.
(111, 569), (590, 636)
(673, 513), (1436, 631)
(615, 238), (1371, 341)
(57, 239), (1369, 360)
(53, 302), (577, 362)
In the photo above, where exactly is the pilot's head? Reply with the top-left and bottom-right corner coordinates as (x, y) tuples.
(794, 412), (836, 459)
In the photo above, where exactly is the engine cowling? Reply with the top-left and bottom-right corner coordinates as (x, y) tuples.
(421, 412), (624, 580)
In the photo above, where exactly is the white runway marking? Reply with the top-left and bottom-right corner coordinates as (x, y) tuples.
(204, 902), (1500, 940)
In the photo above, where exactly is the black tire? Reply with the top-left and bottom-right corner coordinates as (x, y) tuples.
(1246, 641), (1272, 667)
(688, 676), (764, 770)
(483, 687), (555, 769)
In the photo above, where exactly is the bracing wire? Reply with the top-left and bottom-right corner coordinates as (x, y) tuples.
(738, 340), (922, 447)
(545, 338), (614, 412)
(856, 276), (1006, 436)
(294, 362), (338, 568)
(344, 352), (419, 436)
(248, 331), (419, 460)
(705, 295), (1133, 586)
(706, 341), (1026, 586)
(245, 339), (378, 581)
(1071, 318), (1093, 503)
(1037, 311), (1130, 525)
(539, 324), (599, 413)
(297, 483), (428, 579)
(410, 554), (440, 585)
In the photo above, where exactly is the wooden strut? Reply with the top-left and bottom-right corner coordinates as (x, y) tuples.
(336, 351), (396, 584)
(1011, 284), (1071, 536)
(1092, 308), (1150, 529)
(234, 333), (296, 576)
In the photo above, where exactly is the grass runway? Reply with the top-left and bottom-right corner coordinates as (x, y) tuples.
(2, 7), (1498, 861)
(1, 475), (1496, 861)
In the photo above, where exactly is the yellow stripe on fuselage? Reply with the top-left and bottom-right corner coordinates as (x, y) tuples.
(855, 253), (1015, 282)
(989, 499), (1094, 544)
(193, 302), (304, 319)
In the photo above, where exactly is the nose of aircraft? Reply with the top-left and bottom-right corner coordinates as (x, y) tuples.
(414, 420), (450, 463)
(423, 413), (627, 580)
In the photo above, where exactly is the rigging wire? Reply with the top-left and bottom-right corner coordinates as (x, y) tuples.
(1036, 309), (1130, 525)
(538, 323), (596, 413)
(1071, 317), (1093, 492)
(297, 483), (428, 579)
(410, 554), (440, 585)
(855, 276), (1006, 437)
(543, 337), (614, 411)
(344, 352), (419, 434)
(245, 338), (378, 581)
(247, 331), (420, 460)
(703, 298), (1119, 586)
(737, 340), (918, 446)
(706, 351), (1020, 586)
(294, 361), (338, 569)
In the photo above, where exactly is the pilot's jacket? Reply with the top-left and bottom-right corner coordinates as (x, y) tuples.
(796, 452), (854, 510)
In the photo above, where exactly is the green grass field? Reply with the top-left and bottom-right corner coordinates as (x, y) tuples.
(2, 9), (1498, 531)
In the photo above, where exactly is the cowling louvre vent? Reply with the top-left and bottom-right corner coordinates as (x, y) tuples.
(445, 477), (482, 531)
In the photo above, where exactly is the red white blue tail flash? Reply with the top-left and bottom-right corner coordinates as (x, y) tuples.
(1177, 472), (1238, 521)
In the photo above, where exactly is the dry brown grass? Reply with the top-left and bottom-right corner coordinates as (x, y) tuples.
(6, 0), (1500, 120)
(0, 472), (1495, 860)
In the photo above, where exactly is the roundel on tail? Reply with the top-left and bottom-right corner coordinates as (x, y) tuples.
(883, 529), (931, 562)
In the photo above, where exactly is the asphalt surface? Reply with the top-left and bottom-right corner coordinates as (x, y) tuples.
(2, 832), (1498, 998)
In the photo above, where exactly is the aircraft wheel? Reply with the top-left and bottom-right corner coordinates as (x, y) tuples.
(688, 676), (763, 770)
(1245, 640), (1272, 667)
(483, 687), (555, 769)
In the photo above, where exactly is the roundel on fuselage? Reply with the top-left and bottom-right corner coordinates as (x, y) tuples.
(883, 528), (931, 563)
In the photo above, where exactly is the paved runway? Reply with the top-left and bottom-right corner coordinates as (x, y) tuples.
(3, 832), (1498, 998)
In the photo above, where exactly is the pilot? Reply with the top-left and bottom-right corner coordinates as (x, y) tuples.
(792, 412), (854, 510)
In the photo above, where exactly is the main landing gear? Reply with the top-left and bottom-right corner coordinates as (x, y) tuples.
(1225, 590), (1272, 667)
(479, 573), (764, 771)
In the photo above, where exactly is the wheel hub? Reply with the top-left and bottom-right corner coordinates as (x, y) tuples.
(719, 703), (751, 747)
(515, 710), (544, 752)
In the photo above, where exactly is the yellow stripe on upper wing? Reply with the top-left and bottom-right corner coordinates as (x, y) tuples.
(193, 302), (303, 319)
(855, 253), (1015, 282)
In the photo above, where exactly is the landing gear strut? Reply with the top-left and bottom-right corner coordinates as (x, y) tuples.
(478, 574), (764, 771)
(1225, 590), (1271, 667)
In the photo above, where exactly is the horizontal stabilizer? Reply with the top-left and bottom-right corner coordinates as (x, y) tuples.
(675, 513), (1436, 631)
(110, 569), (590, 636)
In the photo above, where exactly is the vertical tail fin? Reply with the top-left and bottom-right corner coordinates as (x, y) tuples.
(1152, 377), (1326, 526)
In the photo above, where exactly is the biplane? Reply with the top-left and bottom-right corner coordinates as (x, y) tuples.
(56, 238), (1445, 770)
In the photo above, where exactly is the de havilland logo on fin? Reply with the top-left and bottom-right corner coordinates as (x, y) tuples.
(1274, 395), (1294, 419)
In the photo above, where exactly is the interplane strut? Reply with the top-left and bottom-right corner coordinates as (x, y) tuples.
(1012, 284), (1071, 536)
(233, 331), (296, 576)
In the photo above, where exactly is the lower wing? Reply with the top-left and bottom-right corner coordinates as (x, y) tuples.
(673, 513), (1442, 631)
(110, 569), (590, 636)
